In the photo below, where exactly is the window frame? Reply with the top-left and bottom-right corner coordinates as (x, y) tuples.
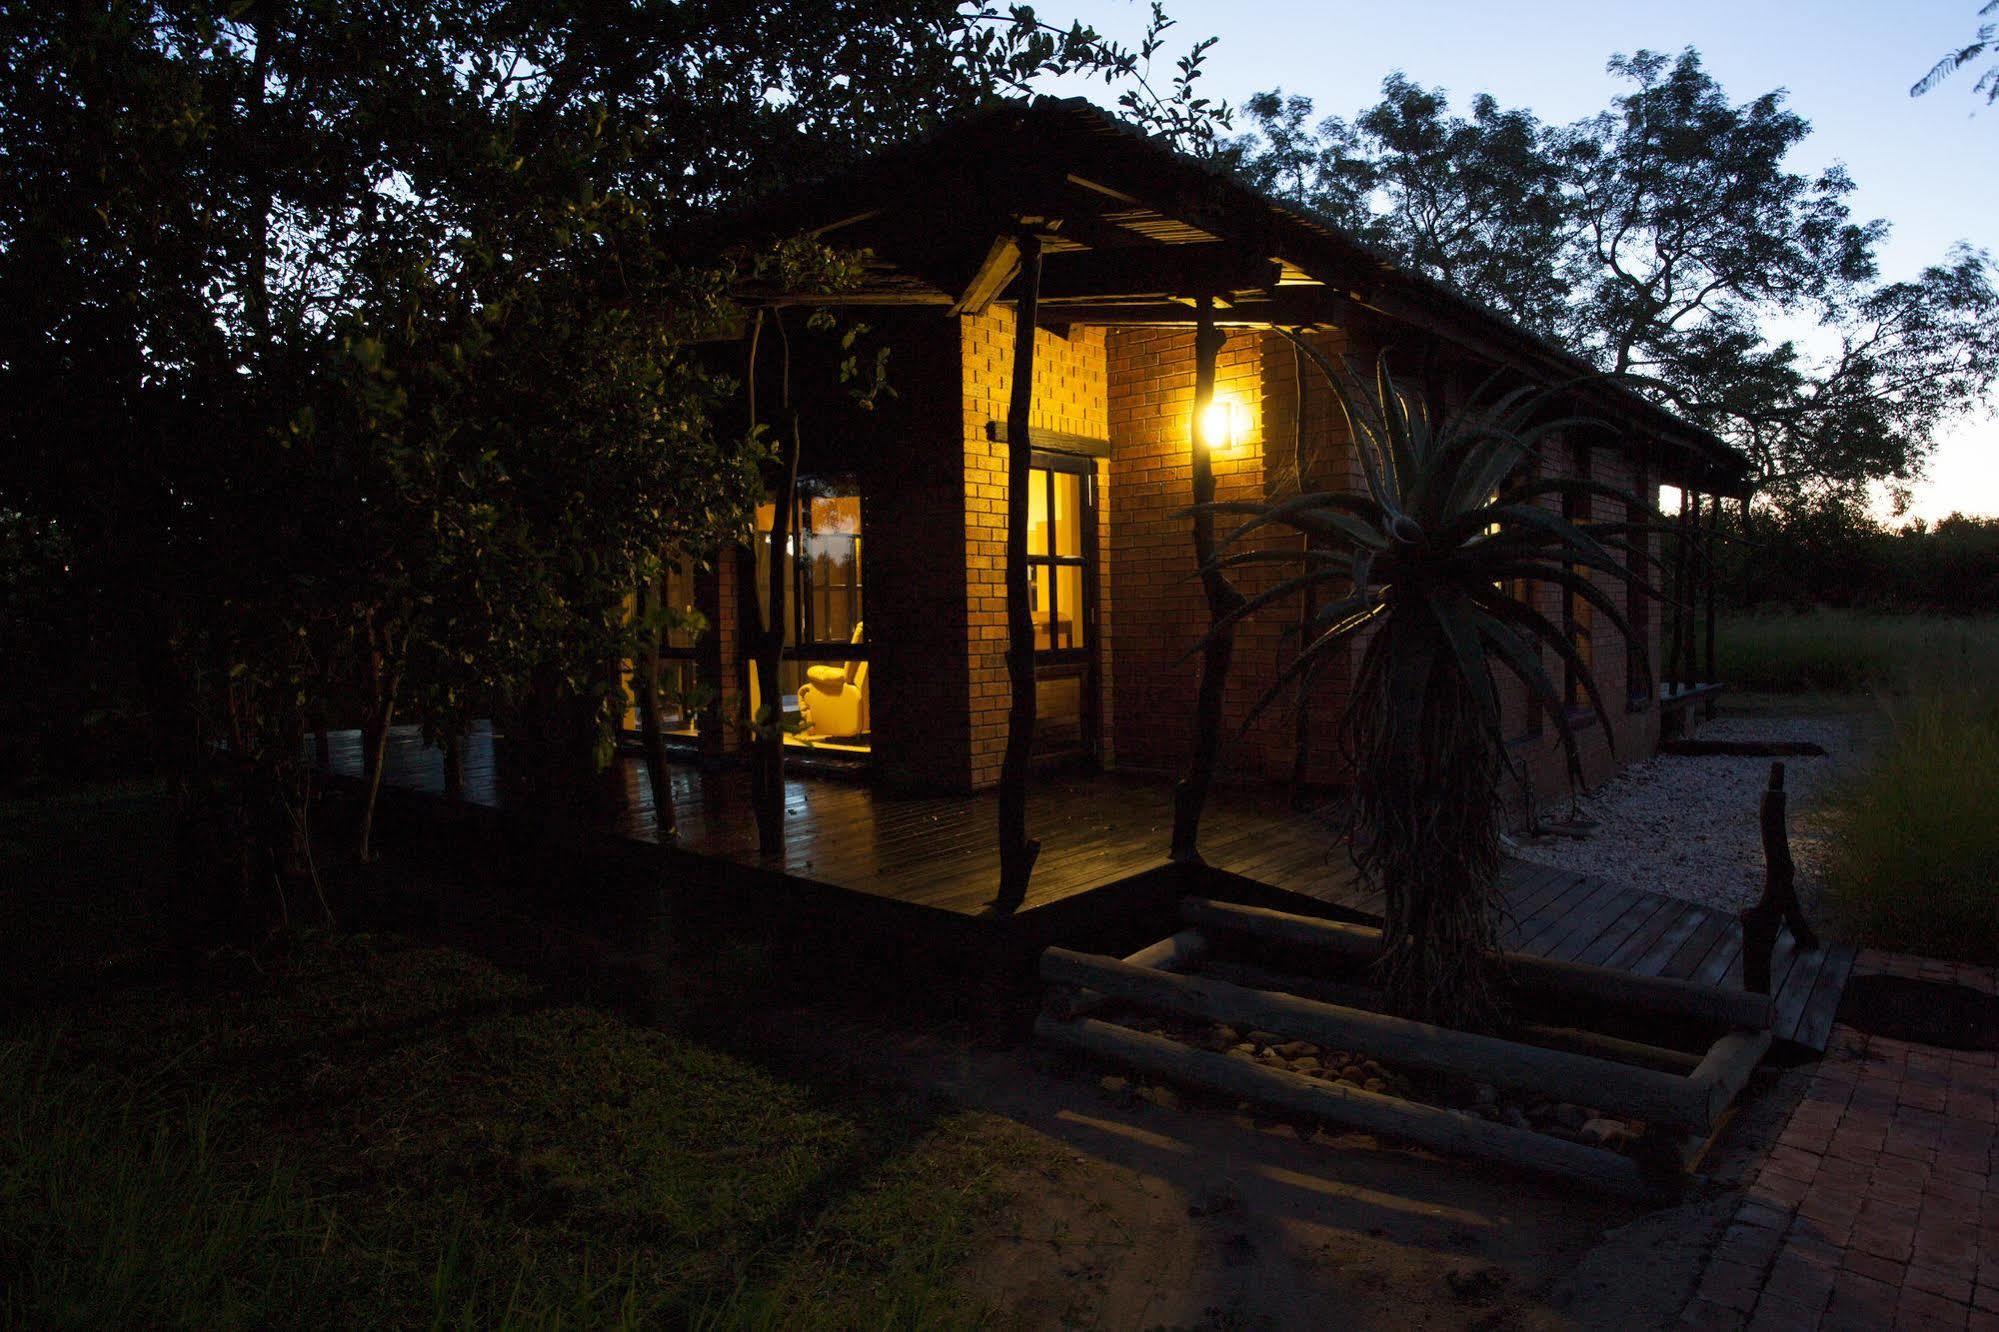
(757, 476), (869, 667)
(1025, 450), (1097, 668)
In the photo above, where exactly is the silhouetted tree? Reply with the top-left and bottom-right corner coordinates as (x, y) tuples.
(1913, 2), (1999, 107)
(1227, 50), (1999, 516)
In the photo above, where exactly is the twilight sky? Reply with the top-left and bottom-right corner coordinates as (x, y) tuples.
(1050, 0), (1998, 520)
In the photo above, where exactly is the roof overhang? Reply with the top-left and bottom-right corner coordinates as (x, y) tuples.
(697, 98), (1752, 498)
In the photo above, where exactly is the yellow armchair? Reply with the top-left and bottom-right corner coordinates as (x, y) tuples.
(797, 623), (868, 739)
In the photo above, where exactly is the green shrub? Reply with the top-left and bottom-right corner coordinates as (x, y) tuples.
(1821, 685), (1999, 961)
(1718, 610), (1999, 694)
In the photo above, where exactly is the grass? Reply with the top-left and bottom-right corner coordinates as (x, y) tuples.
(0, 784), (1045, 1329)
(1819, 683), (1999, 963)
(1717, 611), (1999, 960)
(1717, 608), (1999, 694)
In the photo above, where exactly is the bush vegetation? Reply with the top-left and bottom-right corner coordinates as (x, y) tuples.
(1819, 683), (1999, 962)
(1718, 497), (1999, 615)
(0, 786), (1042, 1329)
(1716, 609), (1999, 694)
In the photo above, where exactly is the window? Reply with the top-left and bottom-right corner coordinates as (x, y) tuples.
(1027, 463), (1091, 654)
(1026, 452), (1098, 757)
(753, 479), (870, 755)
(624, 557), (706, 740)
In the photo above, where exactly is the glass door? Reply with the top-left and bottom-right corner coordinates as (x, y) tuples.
(1026, 452), (1099, 760)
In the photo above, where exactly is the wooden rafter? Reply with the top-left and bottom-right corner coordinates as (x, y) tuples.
(948, 234), (1022, 317)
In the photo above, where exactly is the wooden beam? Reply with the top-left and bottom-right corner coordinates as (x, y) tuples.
(1031, 243), (1280, 302)
(1026, 289), (1346, 328)
(1171, 296), (1245, 861)
(984, 421), (1111, 459)
(949, 234), (1021, 317)
(995, 234), (1044, 911)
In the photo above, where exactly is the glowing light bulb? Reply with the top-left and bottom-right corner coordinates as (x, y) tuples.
(1197, 396), (1245, 453)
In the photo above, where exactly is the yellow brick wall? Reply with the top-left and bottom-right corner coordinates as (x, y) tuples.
(960, 308), (1109, 788)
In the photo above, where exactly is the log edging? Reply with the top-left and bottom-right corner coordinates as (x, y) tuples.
(1041, 946), (1719, 1132)
(1036, 1013), (1671, 1200)
(1181, 897), (1772, 1030)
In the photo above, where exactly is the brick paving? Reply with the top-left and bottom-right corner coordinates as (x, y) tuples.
(1681, 951), (1999, 1331)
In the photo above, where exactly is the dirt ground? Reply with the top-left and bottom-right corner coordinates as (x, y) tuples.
(758, 1013), (1773, 1331)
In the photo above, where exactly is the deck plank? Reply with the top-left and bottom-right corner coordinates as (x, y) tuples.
(337, 726), (1850, 1050)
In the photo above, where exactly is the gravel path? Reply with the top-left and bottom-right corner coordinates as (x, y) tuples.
(1508, 712), (1868, 913)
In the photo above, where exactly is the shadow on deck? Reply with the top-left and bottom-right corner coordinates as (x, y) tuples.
(326, 725), (1851, 1052)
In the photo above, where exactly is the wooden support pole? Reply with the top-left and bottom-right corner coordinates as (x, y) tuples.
(1036, 1014), (1669, 1199)
(1172, 295), (1246, 860)
(1682, 491), (1700, 695)
(996, 233), (1044, 909)
(1181, 897), (1773, 1030)
(1703, 490), (1720, 716)
(1740, 761), (1820, 994)
(632, 568), (677, 842)
(734, 308), (789, 858)
(1288, 336), (1317, 807)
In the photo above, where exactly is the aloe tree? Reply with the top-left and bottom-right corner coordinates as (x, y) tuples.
(1207, 346), (1658, 1028)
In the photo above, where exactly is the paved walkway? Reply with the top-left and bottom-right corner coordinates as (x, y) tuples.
(1682, 951), (1999, 1331)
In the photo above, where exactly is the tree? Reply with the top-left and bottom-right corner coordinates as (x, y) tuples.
(1226, 52), (1999, 512)
(1203, 351), (1653, 1027)
(1228, 78), (1571, 330)
(0, 1), (1224, 933)
(1913, 2), (1999, 107)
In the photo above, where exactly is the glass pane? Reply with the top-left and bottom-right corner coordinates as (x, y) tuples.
(1027, 469), (1050, 557)
(1031, 564), (1054, 651)
(1054, 565), (1085, 649)
(798, 487), (863, 646)
(662, 561), (699, 649)
(750, 502), (795, 646)
(1051, 472), (1083, 557)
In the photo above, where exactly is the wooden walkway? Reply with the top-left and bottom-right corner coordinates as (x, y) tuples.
(329, 725), (1853, 1051)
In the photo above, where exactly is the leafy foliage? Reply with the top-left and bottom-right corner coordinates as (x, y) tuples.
(1224, 50), (1999, 509)
(0, 1), (1225, 925)
(1912, 2), (1999, 106)
(1206, 348), (1652, 1026)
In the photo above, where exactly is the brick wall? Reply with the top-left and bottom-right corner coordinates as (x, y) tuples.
(1107, 325), (1359, 785)
(691, 306), (1664, 821)
(960, 308), (1109, 789)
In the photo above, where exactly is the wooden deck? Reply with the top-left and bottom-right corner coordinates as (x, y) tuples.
(328, 725), (1853, 1051)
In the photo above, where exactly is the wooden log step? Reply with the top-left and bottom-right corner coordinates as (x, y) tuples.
(1182, 898), (1771, 1031)
(1040, 946), (1720, 1132)
(1036, 1014), (1669, 1200)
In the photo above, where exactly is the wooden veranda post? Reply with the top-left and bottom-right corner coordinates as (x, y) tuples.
(633, 568), (677, 842)
(996, 233), (1044, 908)
(1703, 490), (1720, 716)
(1666, 487), (1691, 691)
(1287, 336), (1317, 808)
(1172, 295), (1247, 860)
(735, 307), (791, 859)
(1682, 492), (1701, 692)
(1740, 761), (1820, 993)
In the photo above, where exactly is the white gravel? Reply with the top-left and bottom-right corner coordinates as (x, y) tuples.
(1507, 713), (1866, 913)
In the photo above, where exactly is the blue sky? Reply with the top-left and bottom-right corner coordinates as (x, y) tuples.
(1052, 0), (1998, 519)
